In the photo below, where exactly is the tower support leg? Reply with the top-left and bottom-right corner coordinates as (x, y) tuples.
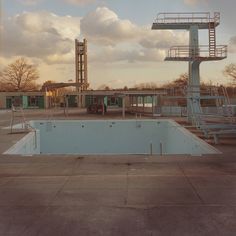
(187, 25), (201, 124)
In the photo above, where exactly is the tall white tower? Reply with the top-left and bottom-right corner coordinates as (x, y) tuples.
(152, 12), (227, 124)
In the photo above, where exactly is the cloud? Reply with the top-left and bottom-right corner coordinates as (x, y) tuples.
(229, 36), (236, 53)
(16, 11), (80, 40)
(183, 0), (208, 6)
(81, 7), (188, 48)
(17, 0), (42, 5)
(182, 0), (236, 32)
(0, 11), (80, 64)
(184, 0), (196, 5)
(90, 46), (166, 63)
(44, 52), (75, 64)
(1, 7), (188, 66)
(18, 0), (99, 6)
(65, 0), (97, 5)
(81, 7), (140, 45)
(139, 30), (188, 49)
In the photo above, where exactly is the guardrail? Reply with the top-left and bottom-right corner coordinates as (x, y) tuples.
(154, 12), (220, 24)
(166, 45), (227, 59)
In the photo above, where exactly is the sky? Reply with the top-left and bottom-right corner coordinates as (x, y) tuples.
(0, 0), (236, 89)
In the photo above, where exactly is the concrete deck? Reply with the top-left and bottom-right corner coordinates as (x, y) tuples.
(0, 109), (236, 236)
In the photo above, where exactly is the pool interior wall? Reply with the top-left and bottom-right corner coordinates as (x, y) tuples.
(4, 119), (220, 156)
(4, 130), (40, 155)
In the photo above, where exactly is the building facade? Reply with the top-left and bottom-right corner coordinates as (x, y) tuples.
(0, 92), (47, 109)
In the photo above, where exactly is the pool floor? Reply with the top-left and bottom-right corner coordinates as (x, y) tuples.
(4, 119), (220, 156)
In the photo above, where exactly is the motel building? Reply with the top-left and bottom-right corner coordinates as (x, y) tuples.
(0, 91), (48, 109)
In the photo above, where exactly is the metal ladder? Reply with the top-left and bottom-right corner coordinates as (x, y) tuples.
(10, 105), (29, 133)
(221, 86), (234, 120)
(210, 86), (224, 115)
(209, 22), (216, 57)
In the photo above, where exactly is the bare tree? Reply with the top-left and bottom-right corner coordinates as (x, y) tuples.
(97, 84), (111, 90)
(134, 82), (158, 90)
(41, 80), (55, 91)
(223, 63), (236, 85)
(162, 73), (188, 89)
(0, 57), (39, 91)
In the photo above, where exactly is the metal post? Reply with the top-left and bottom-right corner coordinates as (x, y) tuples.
(142, 96), (145, 112)
(160, 141), (163, 155)
(150, 142), (153, 155)
(45, 87), (48, 109)
(151, 96), (154, 115)
(10, 106), (14, 134)
(122, 96), (125, 118)
(102, 96), (105, 116)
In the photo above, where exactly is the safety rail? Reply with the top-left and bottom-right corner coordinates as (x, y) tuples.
(166, 45), (227, 59)
(154, 12), (220, 24)
(194, 113), (236, 144)
(10, 105), (27, 134)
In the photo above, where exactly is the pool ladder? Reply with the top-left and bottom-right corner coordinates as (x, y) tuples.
(10, 105), (29, 133)
(135, 113), (142, 128)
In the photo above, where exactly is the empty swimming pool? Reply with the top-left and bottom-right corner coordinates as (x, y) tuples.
(4, 119), (220, 156)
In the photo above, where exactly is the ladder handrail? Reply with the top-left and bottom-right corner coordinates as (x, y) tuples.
(220, 86), (234, 121)
(10, 105), (28, 133)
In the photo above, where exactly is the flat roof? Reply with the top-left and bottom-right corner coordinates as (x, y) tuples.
(69, 90), (167, 97)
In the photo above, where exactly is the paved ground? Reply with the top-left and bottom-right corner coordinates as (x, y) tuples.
(0, 109), (236, 236)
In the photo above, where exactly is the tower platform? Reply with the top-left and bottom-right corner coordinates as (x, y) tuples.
(152, 12), (220, 30)
(151, 11), (228, 125)
(165, 45), (227, 61)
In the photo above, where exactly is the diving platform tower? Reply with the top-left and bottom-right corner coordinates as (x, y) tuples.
(152, 12), (227, 124)
(75, 38), (89, 107)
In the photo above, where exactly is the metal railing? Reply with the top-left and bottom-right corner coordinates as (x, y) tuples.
(154, 12), (220, 24)
(213, 12), (220, 24)
(166, 45), (227, 59)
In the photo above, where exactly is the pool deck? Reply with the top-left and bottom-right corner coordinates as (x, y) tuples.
(0, 109), (236, 236)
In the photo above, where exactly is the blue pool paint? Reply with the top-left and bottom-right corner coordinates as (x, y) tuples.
(4, 119), (220, 156)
